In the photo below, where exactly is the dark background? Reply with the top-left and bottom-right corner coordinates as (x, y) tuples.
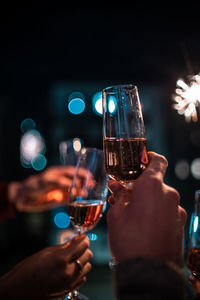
(0, 4), (200, 299)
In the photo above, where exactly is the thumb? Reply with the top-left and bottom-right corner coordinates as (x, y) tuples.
(61, 235), (90, 262)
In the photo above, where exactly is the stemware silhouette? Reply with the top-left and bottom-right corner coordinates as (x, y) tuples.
(65, 147), (108, 300)
(102, 84), (148, 187)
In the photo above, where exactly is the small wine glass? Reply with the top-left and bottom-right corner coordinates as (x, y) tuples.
(187, 190), (200, 292)
(102, 84), (148, 187)
(66, 147), (109, 300)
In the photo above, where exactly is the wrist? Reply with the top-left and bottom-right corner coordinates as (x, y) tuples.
(114, 257), (192, 299)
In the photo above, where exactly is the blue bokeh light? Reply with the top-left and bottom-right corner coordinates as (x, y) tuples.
(20, 118), (36, 133)
(31, 154), (47, 171)
(20, 156), (32, 168)
(92, 91), (103, 116)
(68, 98), (85, 114)
(68, 91), (85, 115)
(87, 233), (98, 241)
(54, 212), (70, 229)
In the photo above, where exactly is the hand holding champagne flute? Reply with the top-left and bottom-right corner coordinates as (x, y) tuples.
(102, 84), (148, 186)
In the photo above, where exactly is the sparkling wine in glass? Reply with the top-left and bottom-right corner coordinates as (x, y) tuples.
(102, 84), (148, 186)
(66, 147), (109, 300)
(187, 190), (200, 281)
(68, 147), (108, 234)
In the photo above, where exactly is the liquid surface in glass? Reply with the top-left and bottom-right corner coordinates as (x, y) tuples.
(103, 137), (148, 182)
(68, 200), (104, 231)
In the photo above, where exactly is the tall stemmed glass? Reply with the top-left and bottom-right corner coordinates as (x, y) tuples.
(187, 190), (200, 296)
(66, 147), (109, 300)
(102, 84), (148, 187)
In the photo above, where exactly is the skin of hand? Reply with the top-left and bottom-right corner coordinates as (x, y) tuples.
(189, 275), (200, 297)
(8, 166), (95, 212)
(0, 235), (93, 300)
(106, 151), (187, 268)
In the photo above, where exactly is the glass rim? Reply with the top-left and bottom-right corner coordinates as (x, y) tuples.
(102, 83), (137, 93)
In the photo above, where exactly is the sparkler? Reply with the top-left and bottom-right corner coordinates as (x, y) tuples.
(172, 74), (200, 122)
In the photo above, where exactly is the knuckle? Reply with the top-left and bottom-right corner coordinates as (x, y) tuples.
(159, 154), (168, 166)
(154, 153), (168, 166)
(148, 174), (162, 187)
(165, 187), (180, 205)
(170, 188), (180, 203)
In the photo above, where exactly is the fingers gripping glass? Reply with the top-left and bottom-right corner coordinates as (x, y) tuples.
(102, 84), (148, 186)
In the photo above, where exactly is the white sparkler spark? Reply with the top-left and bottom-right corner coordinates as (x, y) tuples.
(172, 74), (200, 122)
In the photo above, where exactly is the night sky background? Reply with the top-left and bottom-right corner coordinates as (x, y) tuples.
(0, 3), (200, 297)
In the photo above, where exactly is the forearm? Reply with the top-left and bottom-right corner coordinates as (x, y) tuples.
(0, 182), (16, 222)
(113, 257), (194, 300)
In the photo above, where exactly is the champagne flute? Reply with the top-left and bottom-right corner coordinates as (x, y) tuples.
(187, 190), (200, 288)
(66, 147), (109, 300)
(102, 84), (148, 187)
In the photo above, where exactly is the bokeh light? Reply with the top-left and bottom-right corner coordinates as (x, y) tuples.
(54, 212), (70, 229)
(87, 232), (98, 241)
(92, 91), (103, 116)
(20, 129), (45, 167)
(31, 154), (47, 171)
(191, 158), (200, 179)
(20, 118), (36, 133)
(68, 91), (85, 114)
(20, 156), (32, 168)
(174, 159), (190, 180)
(72, 138), (82, 152)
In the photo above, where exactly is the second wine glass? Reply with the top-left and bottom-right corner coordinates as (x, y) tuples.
(102, 84), (148, 186)
(68, 147), (108, 235)
(65, 147), (109, 300)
